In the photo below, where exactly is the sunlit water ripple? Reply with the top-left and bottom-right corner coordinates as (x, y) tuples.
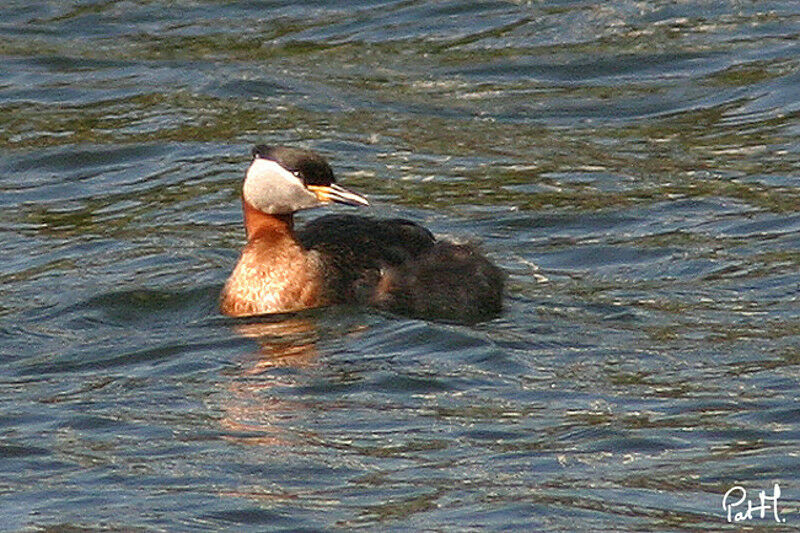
(2, 1), (800, 531)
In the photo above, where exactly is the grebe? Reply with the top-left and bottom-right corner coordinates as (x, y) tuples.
(220, 145), (504, 323)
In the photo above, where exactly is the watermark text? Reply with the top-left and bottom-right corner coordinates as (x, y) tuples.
(723, 483), (784, 523)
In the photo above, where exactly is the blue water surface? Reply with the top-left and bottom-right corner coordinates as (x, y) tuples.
(1, 1), (800, 531)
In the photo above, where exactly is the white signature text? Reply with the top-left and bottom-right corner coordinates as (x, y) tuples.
(722, 483), (784, 523)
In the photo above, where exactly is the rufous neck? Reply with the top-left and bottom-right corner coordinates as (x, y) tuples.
(242, 198), (294, 241)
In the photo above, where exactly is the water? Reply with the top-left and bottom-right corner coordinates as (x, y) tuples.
(2, 1), (800, 530)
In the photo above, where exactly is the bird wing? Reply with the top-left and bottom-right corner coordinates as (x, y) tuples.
(297, 214), (434, 268)
(296, 214), (435, 303)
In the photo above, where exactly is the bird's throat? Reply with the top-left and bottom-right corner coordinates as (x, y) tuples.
(242, 198), (294, 241)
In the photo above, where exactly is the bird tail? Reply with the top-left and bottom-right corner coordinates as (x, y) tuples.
(374, 242), (505, 323)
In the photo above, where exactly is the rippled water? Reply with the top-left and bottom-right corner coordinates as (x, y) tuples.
(2, 1), (800, 531)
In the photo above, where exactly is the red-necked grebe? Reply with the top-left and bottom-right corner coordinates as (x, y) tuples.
(220, 145), (504, 323)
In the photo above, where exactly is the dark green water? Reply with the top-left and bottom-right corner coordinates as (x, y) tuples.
(2, 1), (800, 531)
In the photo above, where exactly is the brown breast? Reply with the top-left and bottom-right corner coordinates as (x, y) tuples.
(220, 235), (327, 317)
(220, 203), (328, 317)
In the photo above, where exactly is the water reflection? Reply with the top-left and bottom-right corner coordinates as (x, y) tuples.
(4, 0), (800, 529)
(233, 318), (321, 371)
(220, 317), (320, 448)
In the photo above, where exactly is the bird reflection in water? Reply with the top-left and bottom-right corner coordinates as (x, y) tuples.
(234, 317), (322, 372)
(216, 315), (371, 504)
(218, 314), (369, 449)
(219, 316), (322, 449)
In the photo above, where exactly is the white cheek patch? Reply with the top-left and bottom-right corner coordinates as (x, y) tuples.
(243, 158), (321, 214)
